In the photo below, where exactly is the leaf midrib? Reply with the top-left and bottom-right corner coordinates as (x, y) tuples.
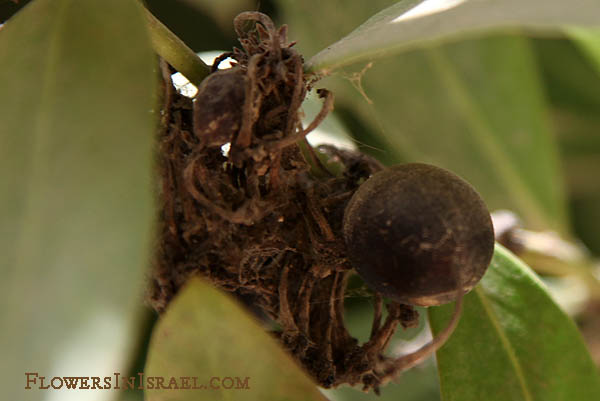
(11, 0), (72, 285)
(475, 286), (533, 401)
(424, 46), (550, 230)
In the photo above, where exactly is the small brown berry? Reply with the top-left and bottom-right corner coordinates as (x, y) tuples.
(193, 67), (246, 147)
(343, 163), (494, 306)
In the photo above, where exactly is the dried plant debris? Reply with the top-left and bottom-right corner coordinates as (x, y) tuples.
(149, 12), (428, 393)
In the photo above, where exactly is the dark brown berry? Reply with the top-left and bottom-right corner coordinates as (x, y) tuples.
(193, 67), (246, 147)
(343, 163), (494, 306)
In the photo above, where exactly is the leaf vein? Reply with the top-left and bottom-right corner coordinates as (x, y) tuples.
(475, 286), (533, 401)
(424, 47), (548, 228)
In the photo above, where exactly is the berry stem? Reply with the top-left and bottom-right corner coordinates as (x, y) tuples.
(383, 293), (464, 378)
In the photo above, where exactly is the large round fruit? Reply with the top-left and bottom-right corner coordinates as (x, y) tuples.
(343, 163), (495, 306)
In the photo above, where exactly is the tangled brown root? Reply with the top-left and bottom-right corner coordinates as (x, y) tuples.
(149, 12), (459, 393)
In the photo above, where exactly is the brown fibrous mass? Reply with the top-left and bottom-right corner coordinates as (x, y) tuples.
(149, 12), (420, 393)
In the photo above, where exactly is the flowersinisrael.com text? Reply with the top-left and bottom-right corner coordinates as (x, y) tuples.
(25, 372), (250, 390)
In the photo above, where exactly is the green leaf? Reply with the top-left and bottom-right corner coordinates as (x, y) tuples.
(0, 0), (156, 399)
(533, 37), (600, 253)
(306, 0), (600, 73)
(335, 35), (568, 232)
(144, 278), (327, 401)
(429, 245), (600, 401)
(279, 1), (570, 232)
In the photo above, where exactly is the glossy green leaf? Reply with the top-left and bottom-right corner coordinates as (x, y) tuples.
(533, 37), (600, 253)
(429, 245), (600, 401)
(0, 0), (156, 399)
(279, 1), (570, 233)
(329, 36), (567, 232)
(540, 33), (600, 202)
(306, 0), (600, 73)
(144, 278), (327, 401)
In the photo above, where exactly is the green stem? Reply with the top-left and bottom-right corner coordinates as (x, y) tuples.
(143, 7), (210, 86)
